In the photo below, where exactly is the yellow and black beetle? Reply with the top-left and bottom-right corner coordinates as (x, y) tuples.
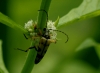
(33, 28), (57, 64)
(17, 10), (69, 64)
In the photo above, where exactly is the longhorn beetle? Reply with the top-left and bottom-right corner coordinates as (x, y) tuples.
(17, 9), (69, 64)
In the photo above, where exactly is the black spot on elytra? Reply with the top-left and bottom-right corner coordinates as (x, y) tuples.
(37, 54), (43, 58)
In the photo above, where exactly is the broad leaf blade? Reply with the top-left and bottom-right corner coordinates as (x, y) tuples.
(57, 0), (100, 28)
(74, 38), (100, 69)
(0, 12), (27, 33)
(76, 38), (97, 51)
(0, 40), (9, 73)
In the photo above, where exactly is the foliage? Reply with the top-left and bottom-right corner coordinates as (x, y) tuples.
(0, 0), (100, 73)
(0, 40), (8, 73)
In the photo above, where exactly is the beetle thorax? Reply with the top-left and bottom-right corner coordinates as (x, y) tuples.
(42, 28), (50, 39)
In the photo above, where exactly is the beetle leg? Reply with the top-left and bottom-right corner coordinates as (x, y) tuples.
(23, 34), (28, 39)
(28, 46), (38, 51)
(48, 39), (57, 43)
(20, 46), (38, 52)
(16, 46), (38, 52)
(29, 46), (42, 52)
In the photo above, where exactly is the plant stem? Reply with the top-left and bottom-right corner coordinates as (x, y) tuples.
(37, 0), (52, 30)
(21, 42), (37, 73)
(21, 0), (52, 73)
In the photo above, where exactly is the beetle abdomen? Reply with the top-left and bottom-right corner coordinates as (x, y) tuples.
(35, 37), (50, 64)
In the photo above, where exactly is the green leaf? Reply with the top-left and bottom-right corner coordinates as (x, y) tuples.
(57, 0), (100, 28)
(74, 38), (100, 69)
(54, 16), (59, 27)
(0, 40), (9, 73)
(76, 38), (97, 51)
(0, 12), (27, 33)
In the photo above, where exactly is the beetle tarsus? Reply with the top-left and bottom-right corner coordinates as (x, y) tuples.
(15, 46), (39, 52)
(29, 46), (38, 52)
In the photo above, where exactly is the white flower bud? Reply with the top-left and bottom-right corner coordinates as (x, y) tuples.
(47, 20), (57, 40)
(24, 20), (57, 40)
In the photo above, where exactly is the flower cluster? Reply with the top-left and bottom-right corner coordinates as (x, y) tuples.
(47, 20), (57, 40)
(24, 20), (37, 36)
(24, 20), (34, 32)
(24, 20), (57, 40)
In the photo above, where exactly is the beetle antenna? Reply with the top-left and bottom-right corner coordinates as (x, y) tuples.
(48, 29), (69, 43)
(38, 9), (48, 28)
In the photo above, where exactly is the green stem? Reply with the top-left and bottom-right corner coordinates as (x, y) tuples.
(37, 0), (52, 30)
(21, 42), (37, 73)
(21, 0), (52, 73)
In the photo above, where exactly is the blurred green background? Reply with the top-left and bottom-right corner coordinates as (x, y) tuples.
(0, 0), (100, 73)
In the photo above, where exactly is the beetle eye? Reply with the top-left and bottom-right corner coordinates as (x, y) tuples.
(43, 28), (46, 31)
